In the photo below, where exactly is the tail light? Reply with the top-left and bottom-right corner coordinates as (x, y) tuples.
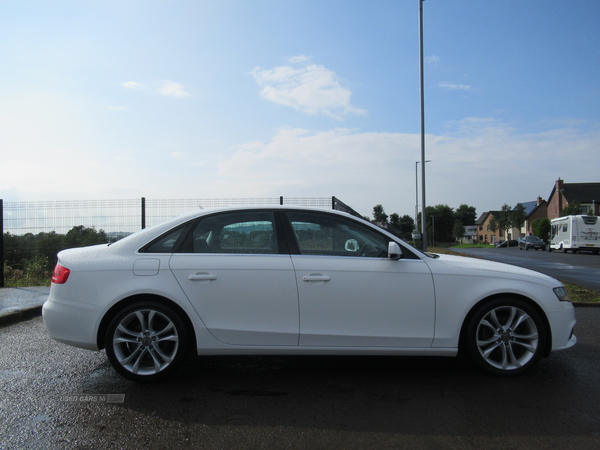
(51, 265), (71, 284)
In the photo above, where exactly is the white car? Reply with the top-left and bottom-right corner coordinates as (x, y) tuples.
(43, 206), (576, 381)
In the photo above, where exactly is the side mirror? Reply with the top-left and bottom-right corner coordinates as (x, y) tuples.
(388, 241), (402, 260)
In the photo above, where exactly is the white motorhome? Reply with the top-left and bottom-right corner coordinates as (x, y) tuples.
(549, 215), (600, 254)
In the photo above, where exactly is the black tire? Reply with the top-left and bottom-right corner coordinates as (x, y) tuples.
(105, 301), (190, 382)
(466, 298), (547, 376)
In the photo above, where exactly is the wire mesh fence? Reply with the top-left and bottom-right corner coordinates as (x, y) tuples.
(1, 197), (358, 287)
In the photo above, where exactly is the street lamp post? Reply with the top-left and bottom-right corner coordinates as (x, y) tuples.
(415, 160), (431, 238)
(419, 0), (427, 252)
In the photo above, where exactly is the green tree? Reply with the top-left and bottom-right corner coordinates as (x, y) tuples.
(64, 226), (108, 248)
(531, 217), (551, 240)
(453, 221), (465, 241)
(498, 205), (513, 241)
(512, 203), (527, 231)
(561, 200), (582, 216)
(498, 203), (526, 240)
(454, 204), (477, 226)
(426, 204), (455, 244)
(34, 231), (65, 268)
(372, 204), (388, 224)
(489, 215), (499, 235)
(399, 215), (415, 236)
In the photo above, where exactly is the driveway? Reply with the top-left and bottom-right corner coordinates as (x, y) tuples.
(451, 247), (600, 291)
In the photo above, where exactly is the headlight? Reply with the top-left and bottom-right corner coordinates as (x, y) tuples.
(553, 286), (571, 302)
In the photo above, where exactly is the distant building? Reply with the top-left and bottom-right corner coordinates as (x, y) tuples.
(475, 211), (503, 244)
(460, 225), (477, 244)
(521, 197), (548, 236)
(547, 179), (600, 218)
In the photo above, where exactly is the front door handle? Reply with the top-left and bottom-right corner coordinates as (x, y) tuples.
(302, 274), (331, 282)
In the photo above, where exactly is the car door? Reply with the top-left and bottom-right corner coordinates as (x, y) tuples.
(284, 211), (435, 348)
(169, 210), (299, 346)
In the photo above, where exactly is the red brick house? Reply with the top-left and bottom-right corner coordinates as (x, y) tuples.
(523, 197), (548, 235)
(547, 179), (600, 219)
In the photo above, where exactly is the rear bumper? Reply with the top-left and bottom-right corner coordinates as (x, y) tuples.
(42, 294), (102, 351)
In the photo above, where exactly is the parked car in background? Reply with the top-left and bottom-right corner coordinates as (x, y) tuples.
(520, 236), (547, 251)
(495, 240), (518, 248)
(43, 206), (576, 382)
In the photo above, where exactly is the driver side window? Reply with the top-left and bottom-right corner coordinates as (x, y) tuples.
(286, 211), (388, 258)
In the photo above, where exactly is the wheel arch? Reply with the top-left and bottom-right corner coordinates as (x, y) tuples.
(97, 294), (197, 351)
(458, 293), (552, 357)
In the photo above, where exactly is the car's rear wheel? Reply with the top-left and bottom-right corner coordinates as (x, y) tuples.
(105, 301), (190, 382)
(466, 298), (546, 376)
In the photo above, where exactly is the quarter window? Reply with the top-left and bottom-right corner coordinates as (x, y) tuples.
(142, 225), (188, 253)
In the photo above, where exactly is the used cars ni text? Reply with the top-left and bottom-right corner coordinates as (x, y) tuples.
(43, 206), (576, 382)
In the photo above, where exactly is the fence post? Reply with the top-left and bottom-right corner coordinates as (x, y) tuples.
(1, 199), (4, 288)
(280, 196), (283, 205)
(141, 197), (146, 230)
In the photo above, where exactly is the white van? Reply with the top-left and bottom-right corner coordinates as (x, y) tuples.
(548, 215), (600, 254)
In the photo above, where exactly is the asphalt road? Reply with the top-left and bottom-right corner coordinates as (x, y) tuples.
(451, 246), (600, 292)
(1, 312), (599, 450)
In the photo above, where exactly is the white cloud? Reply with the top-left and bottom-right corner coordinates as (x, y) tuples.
(250, 56), (366, 118)
(426, 55), (440, 65)
(209, 121), (600, 217)
(120, 80), (189, 97)
(158, 80), (190, 98)
(121, 81), (145, 90)
(438, 82), (471, 91)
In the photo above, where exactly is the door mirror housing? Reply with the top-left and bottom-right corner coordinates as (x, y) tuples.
(388, 241), (402, 260)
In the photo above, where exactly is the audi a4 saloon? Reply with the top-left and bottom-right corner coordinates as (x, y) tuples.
(43, 206), (576, 381)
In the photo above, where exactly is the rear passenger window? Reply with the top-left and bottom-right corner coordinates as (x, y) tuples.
(187, 211), (277, 254)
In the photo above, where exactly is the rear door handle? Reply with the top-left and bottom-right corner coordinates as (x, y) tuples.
(302, 275), (331, 282)
(189, 273), (217, 281)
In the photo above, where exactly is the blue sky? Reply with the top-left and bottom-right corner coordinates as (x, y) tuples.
(2, 0), (599, 219)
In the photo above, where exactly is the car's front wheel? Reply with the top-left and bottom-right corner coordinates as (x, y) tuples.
(105, 301), (190, 382)
(466, 298), (546, 376)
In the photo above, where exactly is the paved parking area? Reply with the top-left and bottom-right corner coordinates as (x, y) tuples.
(1, 309), (599, 450)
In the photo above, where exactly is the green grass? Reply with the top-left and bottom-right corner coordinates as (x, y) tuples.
(450, 244), (495, 249)
(563, 283), (600, 304)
